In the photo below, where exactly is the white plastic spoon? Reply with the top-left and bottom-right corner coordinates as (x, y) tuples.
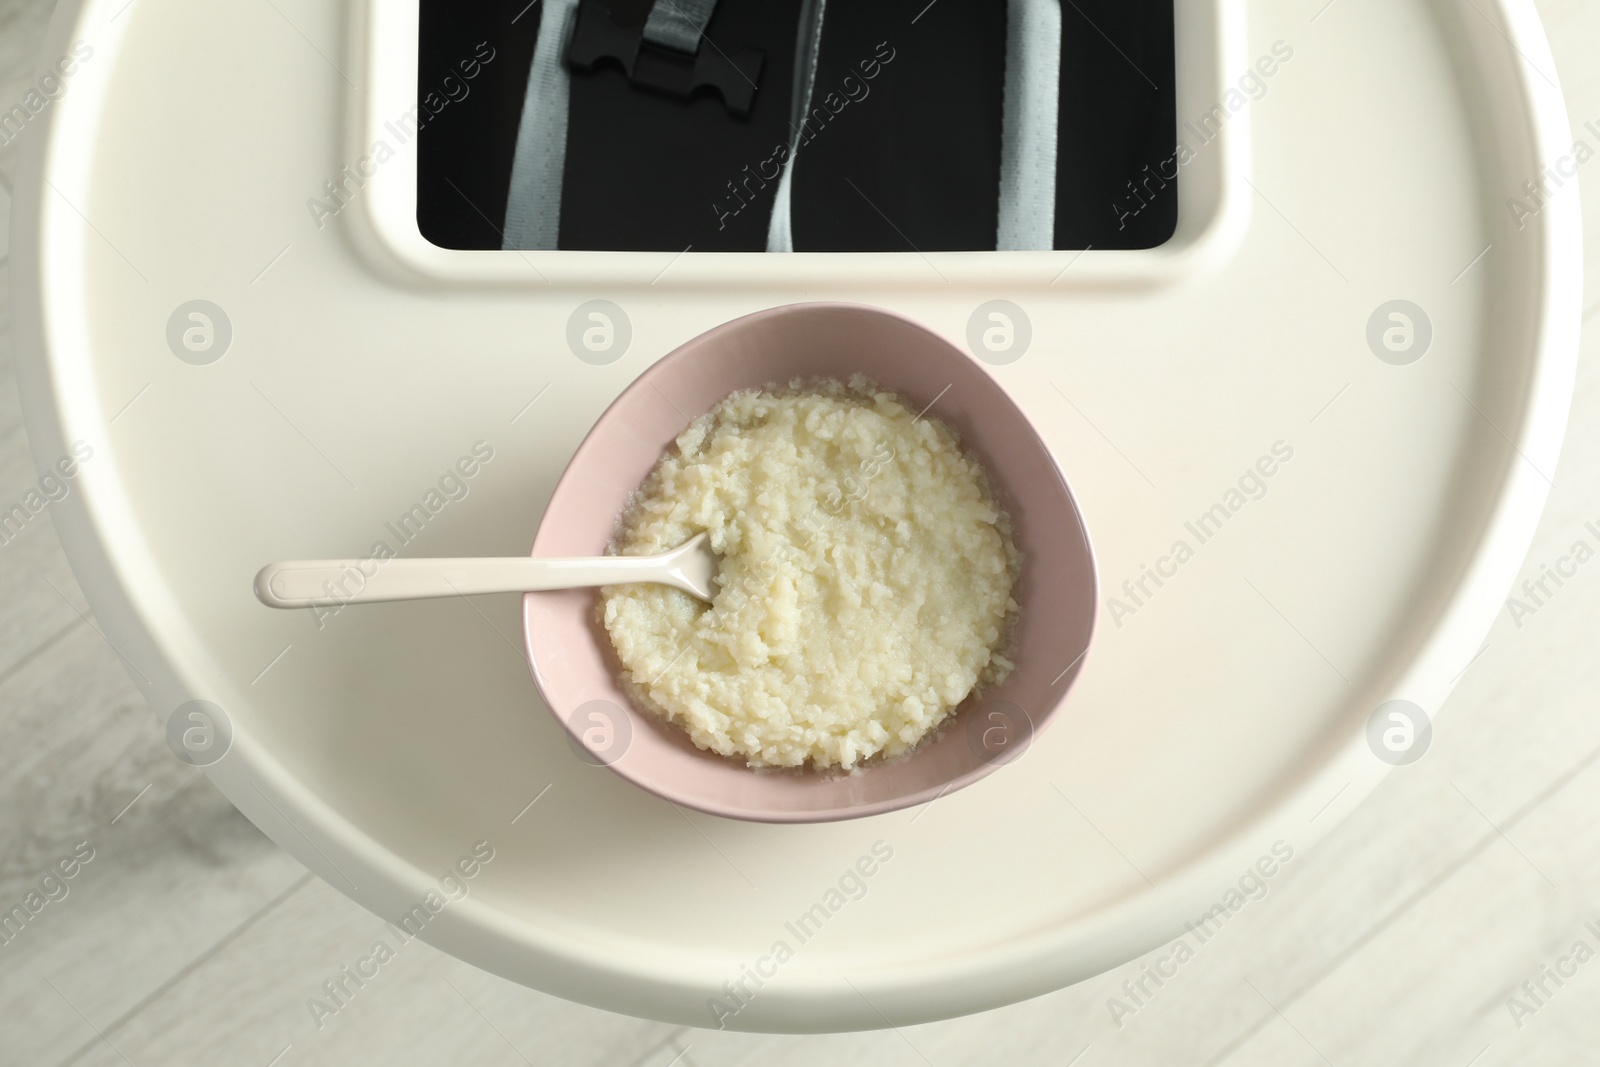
(253, 532), (718, 608)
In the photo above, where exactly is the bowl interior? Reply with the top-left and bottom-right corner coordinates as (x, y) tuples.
(523, 303), (1097, 822)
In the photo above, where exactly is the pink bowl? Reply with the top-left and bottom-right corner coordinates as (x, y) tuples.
(522, 303), (1097, 822)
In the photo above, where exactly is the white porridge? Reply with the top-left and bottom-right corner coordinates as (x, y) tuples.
(600, 376), (1019, 770)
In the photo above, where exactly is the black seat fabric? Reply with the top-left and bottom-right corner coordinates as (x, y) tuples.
(417, 0), (1177, 252)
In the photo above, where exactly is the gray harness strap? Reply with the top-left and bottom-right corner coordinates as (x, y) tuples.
(765, 0), (827, 253)
(997, 0), (1062, 250)
(502, 0), (580, 251)
(643, 0), (720, 54)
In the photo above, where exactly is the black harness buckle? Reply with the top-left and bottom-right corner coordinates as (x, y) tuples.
(564, 1), (764, 118)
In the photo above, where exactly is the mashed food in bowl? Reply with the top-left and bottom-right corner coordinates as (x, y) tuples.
(601, 376), (1019, 770)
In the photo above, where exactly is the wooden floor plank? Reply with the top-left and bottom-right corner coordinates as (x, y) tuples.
(0, 622), (310, 1065)
(57, 875), (677, 1067)
(0, 0), (54, 194)
(2, 260), (29, 448)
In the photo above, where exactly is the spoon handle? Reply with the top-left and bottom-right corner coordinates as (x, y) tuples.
(254, 555), (681, 608)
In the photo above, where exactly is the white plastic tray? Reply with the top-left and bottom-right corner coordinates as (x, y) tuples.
(10, 0), (1580, 1032)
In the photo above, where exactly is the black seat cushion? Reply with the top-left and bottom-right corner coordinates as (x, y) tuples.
(417, 0), (1177, 252)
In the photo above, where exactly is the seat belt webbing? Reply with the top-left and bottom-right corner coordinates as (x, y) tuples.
(503, 0), (580, 251)
(997, 0), (1062, 250)
(765, 0), (827, 253)
(643, 0), (719, 54)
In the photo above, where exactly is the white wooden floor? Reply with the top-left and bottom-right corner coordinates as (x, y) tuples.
(5, 0), (1600, 1063)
